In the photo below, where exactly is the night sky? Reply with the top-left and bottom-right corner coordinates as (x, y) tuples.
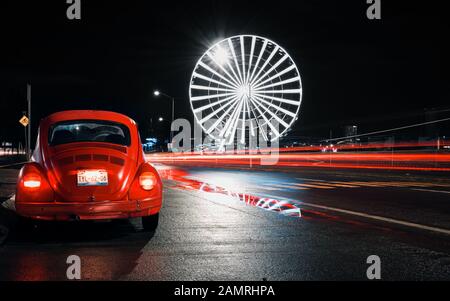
(1, 0), (449, 144)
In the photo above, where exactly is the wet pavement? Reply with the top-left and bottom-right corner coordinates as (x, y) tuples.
(0, 165), (450, 280)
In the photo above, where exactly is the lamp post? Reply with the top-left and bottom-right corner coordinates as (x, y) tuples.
(27, 84), (31, 160)
(153, 90), (175, 145)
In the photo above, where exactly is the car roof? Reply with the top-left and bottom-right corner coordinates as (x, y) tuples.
(40, 110), (137, 128)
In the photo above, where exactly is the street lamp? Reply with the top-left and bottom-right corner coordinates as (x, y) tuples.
(158, 117), (164, 122)
(153, 89), (175, 144)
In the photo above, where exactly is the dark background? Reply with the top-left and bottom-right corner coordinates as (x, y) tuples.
(0, 0), (449, 145)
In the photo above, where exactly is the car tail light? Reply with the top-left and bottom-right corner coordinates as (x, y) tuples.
(16, 163), (54, 204)
(139, 172), (157, 190)
(23, 173), (41, 189)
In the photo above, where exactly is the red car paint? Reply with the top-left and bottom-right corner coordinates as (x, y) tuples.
(15, 110), (162, 221)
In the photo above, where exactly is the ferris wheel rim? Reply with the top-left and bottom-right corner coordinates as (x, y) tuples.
(189, 34), (303, 142)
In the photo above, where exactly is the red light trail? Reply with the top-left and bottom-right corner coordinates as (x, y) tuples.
(148, 140), (450, 172)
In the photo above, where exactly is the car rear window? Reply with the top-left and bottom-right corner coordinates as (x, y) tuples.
(48, 120), (131, 146)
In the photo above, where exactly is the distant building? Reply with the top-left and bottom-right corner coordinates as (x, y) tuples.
(342, 125), (358, 142)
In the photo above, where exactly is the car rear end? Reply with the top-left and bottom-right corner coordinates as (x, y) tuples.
(15, 111), (162, 226)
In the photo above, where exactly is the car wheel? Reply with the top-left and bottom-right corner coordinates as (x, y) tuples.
(142, 213), (159, 232)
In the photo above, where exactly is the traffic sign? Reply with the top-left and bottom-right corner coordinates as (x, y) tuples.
(19, 115), (29, 127)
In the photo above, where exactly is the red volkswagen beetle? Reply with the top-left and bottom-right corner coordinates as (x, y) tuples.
(15, 110), (162, 231)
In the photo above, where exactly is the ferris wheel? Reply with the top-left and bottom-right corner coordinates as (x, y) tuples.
(189, 35), (302, 144)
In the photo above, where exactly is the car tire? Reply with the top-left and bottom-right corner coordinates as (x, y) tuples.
(142, 213), (159, 232)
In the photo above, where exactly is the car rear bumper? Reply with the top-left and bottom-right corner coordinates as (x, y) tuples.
(15, 197), (162, 221)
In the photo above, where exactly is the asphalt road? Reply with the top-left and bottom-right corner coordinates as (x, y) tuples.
(0, 163), (449, 280)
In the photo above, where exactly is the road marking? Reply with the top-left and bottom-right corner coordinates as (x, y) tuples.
(411, 188), (450, 195)
(294, 183), (335, 189)
(270, 183), (308, 190)
(299, 202), (450, 235)
(310, 181), (360, 188)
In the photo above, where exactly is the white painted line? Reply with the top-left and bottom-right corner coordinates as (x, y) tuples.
(411, 188), (450, 195)
(299, 202), (450, 235)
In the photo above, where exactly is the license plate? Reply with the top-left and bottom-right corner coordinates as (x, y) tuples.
(77, 170), (108, 186)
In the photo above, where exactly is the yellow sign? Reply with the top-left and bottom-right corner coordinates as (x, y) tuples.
(19, 115), (29, 127)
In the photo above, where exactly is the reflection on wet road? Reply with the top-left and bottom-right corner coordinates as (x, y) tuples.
(1, 164), (450, 280)
(156, 165), (301, 217)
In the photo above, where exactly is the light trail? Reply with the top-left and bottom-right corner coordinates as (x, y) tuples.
(147, 140), (450, 172)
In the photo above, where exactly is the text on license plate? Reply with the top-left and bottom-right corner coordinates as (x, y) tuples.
(77, 170), (108, 186)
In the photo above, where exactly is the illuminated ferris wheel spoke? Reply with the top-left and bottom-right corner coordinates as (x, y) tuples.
(247, 102), (256, 137)
(254, 97), (299, 118)
(222, 97), (244, 137)
(248, 39), (268, 84)
(241, 98), (247, 143)
(222, 43), (243, 88)
(244, 99), (255, 137)
(205, 97), (242, 134)
(200, 101), (239, 126)
(200, 60), (239, 89)
(198, 61), (239, 89)
(207, 51), (241, 87)
(257, 89), (302, 94)
(250, 99), (276, 140)
(246, 36), (256, 84)
(190, 92), (235, 102)
(252, 64), (296, 89)
(249, 45), (279, 86)
(190, 85), (235, 93)
(247, 98), (268, 140)
(253, 93), (301, 106)
(226, 100), (245, 144)
(250, 96), (289, 129)
(192, 72), (237, 90)
(252, 95), (298, 118)
(227, 39), (244, 84)
(225, 59), (242, 87)
(240, 36), (246, 83)
(253, 76), (301, 91)
(250, 54), (289, 87)
(221, 102), (241, 136)
(190, 35), (303, 144)
(252, 99), (280, 136)
(198, 96), (240, 124)
(194, 94), (238, 114)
